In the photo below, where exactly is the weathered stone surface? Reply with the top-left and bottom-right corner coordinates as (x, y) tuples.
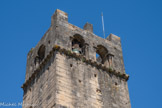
(83, 22), (93, 33)
(22, 9), (131, 108)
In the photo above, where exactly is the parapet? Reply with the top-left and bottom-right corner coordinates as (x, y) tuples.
(107, 33), (121, 46)
(51, 9), (68, 26)
(84, 22), (93, 33)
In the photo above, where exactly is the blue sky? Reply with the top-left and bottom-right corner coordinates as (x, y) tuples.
(0, 0), (162, 108)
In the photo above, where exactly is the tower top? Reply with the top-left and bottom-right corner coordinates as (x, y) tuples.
(24, 9), (126, 82)
(22, 9), (131, 108)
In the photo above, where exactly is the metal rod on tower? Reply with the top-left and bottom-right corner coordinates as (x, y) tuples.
(101, 12), (105, 39)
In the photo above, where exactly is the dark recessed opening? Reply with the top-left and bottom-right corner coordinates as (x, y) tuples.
(46, 94), (51, 100)
(78, 80), (81, 83)
(96, 89), (102, 94)
(47, 67), (49, 70)
(115, 82), (118, 86)
(48, 40), (51, 44)
(37, 45), (46, 62)
(51, 103), (56, 108)
(70, 64), (72, 67)
(94, 74), (97, 77)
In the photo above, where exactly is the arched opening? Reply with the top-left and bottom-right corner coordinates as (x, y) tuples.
(34, 45), (46, 68)
(96, 45), (109, 65)
(71, 34), (85, 55)
(38, 45), (46, 62)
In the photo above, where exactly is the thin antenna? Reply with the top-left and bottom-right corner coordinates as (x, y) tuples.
(101, 12), (105, 39)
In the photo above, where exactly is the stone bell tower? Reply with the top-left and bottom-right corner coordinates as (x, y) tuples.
(22, 9), (131, 108)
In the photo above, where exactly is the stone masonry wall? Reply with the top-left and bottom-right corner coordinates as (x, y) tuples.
(22, 9), (131, 108)
(23, 52), (57, 108)
(23, 51), (131, 108)
(54, 53), (131, 108)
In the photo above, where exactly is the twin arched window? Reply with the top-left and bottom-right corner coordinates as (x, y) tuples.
(34, 36), (113, 68)
(71, 34), (113, 68)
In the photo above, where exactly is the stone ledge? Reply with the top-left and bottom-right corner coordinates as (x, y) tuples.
(21, 45), (129, 91)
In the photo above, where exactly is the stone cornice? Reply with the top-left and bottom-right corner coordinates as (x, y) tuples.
(21, 45), (129, 90)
